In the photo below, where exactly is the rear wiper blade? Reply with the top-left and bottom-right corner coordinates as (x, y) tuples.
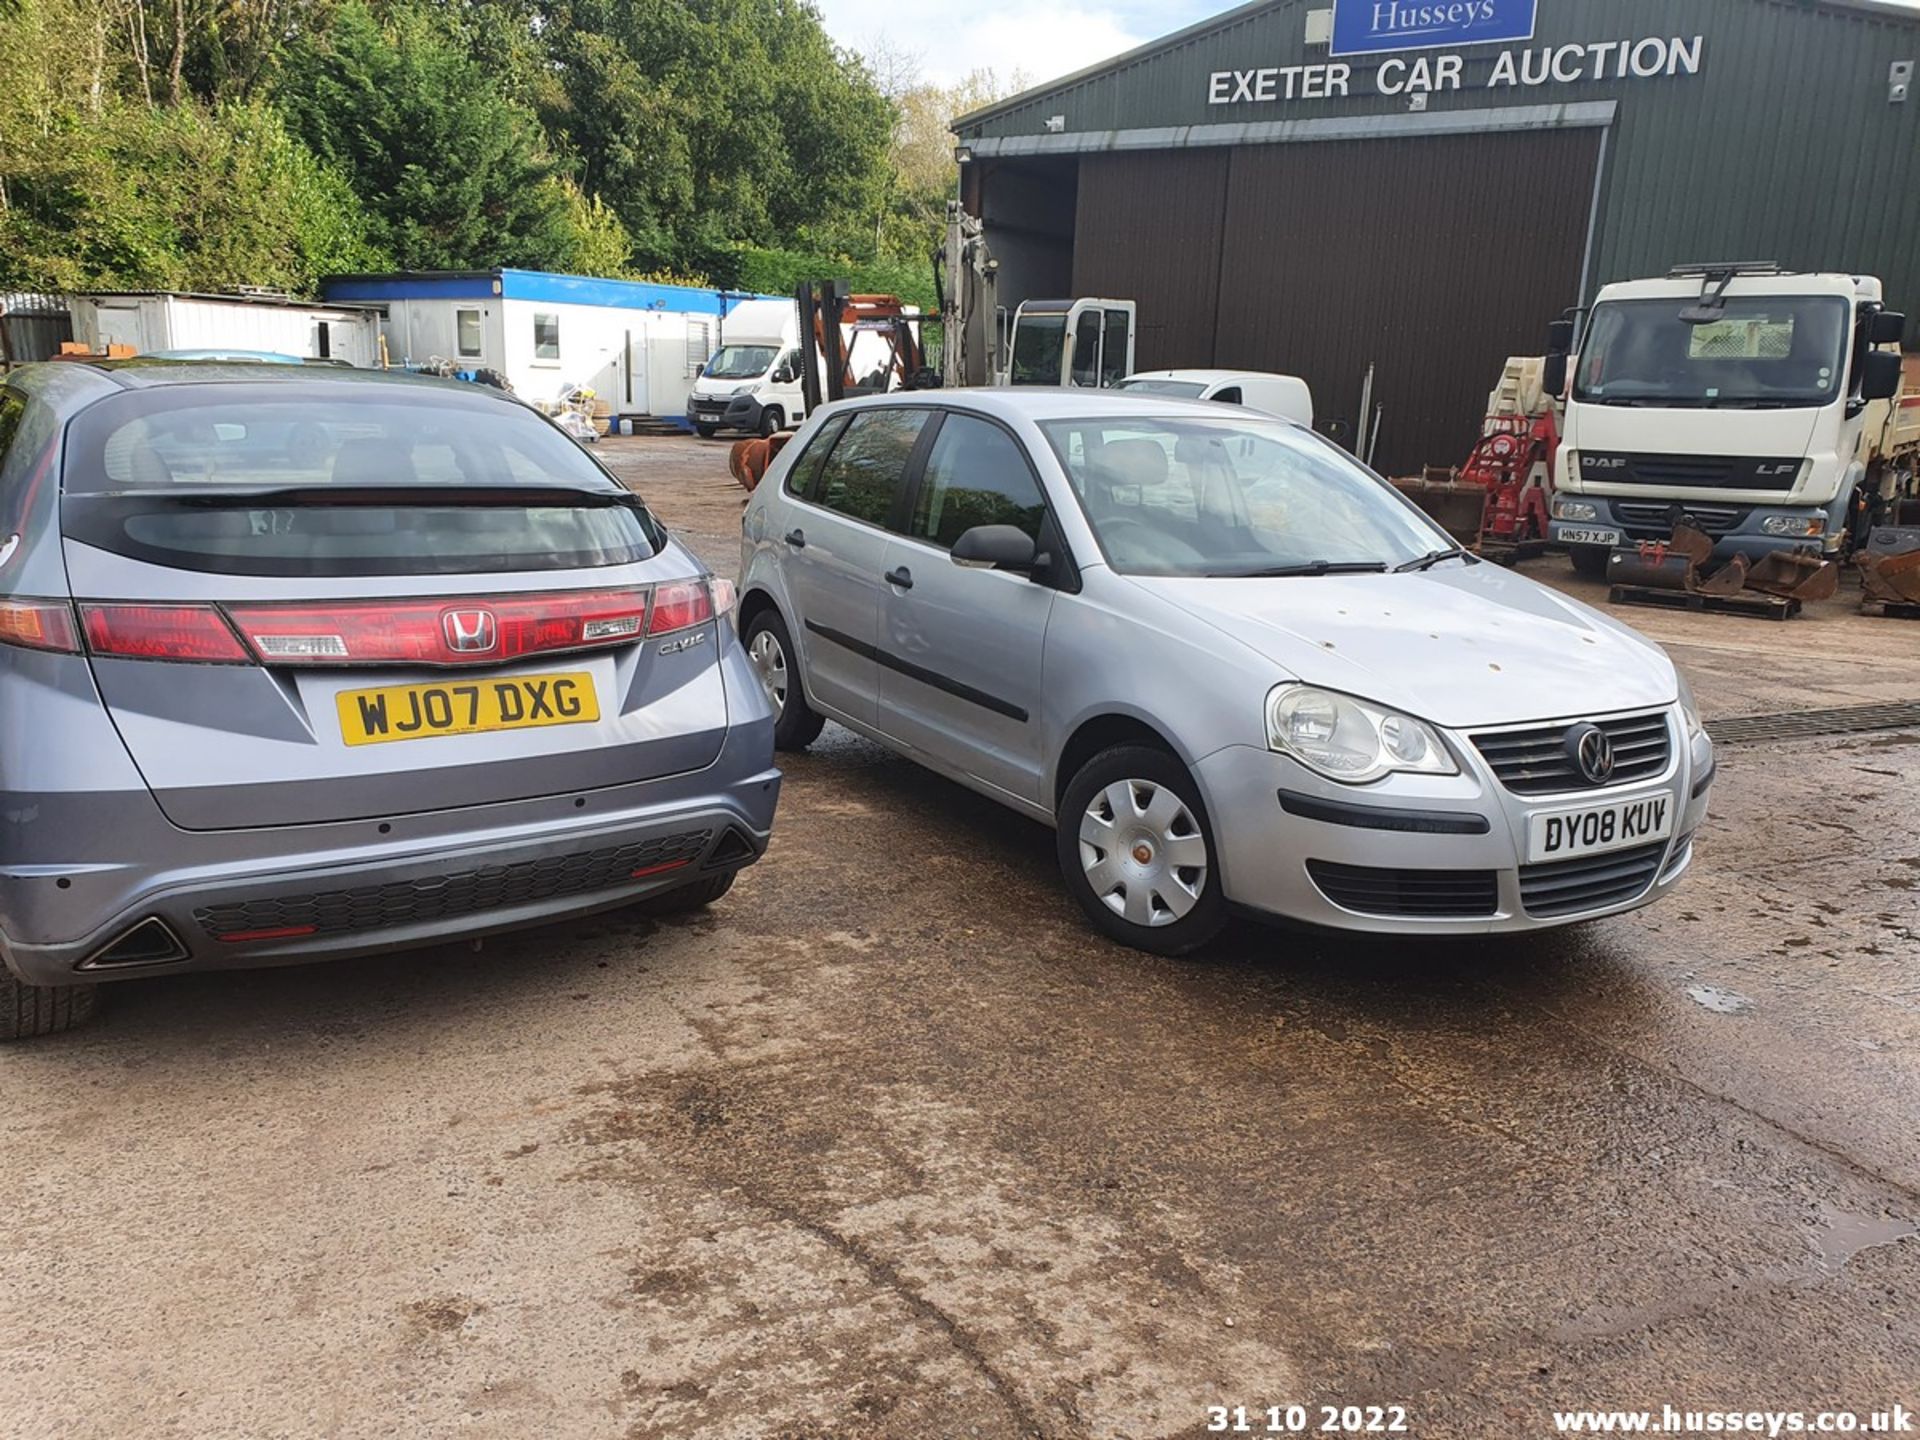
(1395, 547), (1476, 573)
(1228, 561), (1392, 578)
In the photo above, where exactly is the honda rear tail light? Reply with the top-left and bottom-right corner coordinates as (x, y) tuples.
(647, 580), (715, 636)
(0, 597), (80, 654)
(224, 588), (651, 667)
(81, 604), (251, 663)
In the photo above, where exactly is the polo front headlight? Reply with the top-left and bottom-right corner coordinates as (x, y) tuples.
(1267, 685), (1459, 785)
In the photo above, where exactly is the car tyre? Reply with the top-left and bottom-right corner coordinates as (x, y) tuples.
(758, 406), (783, 439)
(1, 973), (100, 1041)
(694, 423), (719, 440)
(1056, 744), (1226, 956)
(638, 870), (735, 915)
(1570, 545), (1610, 579)
(743, 608), (825, 750)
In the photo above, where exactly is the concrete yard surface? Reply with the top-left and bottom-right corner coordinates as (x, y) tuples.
(2, 435), (1915, 1440)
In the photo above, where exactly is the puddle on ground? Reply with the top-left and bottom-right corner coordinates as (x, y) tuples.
(1814, 1203), (1917, 1272)
(1686, 984), (1755, 1015)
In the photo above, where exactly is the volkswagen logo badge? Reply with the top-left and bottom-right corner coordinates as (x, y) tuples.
(443, 608), (498, 654)
(1566, 723), (1615, 785)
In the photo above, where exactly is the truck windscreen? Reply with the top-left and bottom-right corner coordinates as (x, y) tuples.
(704, 345), (778, 380)
(1008, 315), (1067, 386)
(1574, 296), (1849, 409)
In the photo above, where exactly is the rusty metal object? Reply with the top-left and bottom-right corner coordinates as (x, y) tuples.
(1667, 521), (1716, 569)
(727, 433), (791, 495)
(1691, 554), (1750, 596)
(1745, 549), (1839, 602)
(1608, 542), (1694, 590)
(1857, 527), (1920, 604)
(1390, 473), (1487, 545)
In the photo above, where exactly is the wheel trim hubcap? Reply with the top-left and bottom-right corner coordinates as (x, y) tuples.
(749, 631), (787, 713)
(1078, 779), (1208, 928)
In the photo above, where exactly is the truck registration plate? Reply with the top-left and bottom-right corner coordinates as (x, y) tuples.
(1556, 526), (1622, 547)
(1527, 795), (1672, 865)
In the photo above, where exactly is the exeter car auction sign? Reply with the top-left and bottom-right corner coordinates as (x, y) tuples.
(1207, 32), (1704, 105)
(1331, 0), (1537, 56)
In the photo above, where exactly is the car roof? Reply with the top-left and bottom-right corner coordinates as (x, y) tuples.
(824, 387), (1270, 423)
(72, 359), (478, 393)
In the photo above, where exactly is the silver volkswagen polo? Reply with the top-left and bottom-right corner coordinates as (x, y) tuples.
(0, 361), (779, 1038)
(738, 390), (1712, 955)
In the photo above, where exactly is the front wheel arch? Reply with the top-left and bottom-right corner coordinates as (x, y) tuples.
(1052, 713), (1187, 812)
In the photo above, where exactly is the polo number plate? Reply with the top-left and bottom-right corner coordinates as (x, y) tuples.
(1526, 795), (1672, 864)
(336, 672), (598, 746)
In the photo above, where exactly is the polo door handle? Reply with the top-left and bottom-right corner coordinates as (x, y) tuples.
(884, 566), (914, 590)
(784, 528), (806, 548)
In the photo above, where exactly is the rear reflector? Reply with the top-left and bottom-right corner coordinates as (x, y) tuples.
(81, 604), (251, 663)
(630, 858), (691, 879)
(0, 597), (80, 654)
(225, 588), (650, 667)
(214, 924), (318, 944)
(647, 580), (713, 636)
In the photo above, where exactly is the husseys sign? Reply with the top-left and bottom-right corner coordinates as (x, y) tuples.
(1207, 30), (1704, 105)
(1332, 0), (1536, 55)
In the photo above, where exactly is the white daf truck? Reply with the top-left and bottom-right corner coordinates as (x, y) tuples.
(1545, 264), (1912, 576)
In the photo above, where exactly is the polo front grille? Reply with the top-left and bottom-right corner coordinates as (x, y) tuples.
(1306, 861), (1498, 919)
(1472, 711), (1672, 796)
(1519, 841), (1669, 918)
(195, 829), (714, 941)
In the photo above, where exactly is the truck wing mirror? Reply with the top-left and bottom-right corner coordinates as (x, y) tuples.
(1859, 349), (1902, 402)
(951, 524), (1037, 571)
(1868, 310), (1907, 346)
(1546, 319), (1576, 352)
(1541, 352), (1569, 397)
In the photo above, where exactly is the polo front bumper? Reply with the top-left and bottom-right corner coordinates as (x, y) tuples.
(1195, 725), (1712, 935)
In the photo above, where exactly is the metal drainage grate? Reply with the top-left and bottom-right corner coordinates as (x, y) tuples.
(1707, 701), (1920, 746)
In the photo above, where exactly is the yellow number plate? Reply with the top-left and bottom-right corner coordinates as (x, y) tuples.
(337, 672), (599, 746)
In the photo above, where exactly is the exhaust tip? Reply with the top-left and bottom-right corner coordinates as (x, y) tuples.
(78, 917), (190, 971)
(705, 827), (758, 868)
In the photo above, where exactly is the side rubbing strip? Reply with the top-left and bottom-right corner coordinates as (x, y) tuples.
(804, 620), (1029, 723)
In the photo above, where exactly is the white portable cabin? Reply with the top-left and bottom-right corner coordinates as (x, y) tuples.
(320, 269), (779, 422)
(68, 291), (382, 366)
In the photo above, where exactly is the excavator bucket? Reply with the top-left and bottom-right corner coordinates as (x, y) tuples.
(1857, 528), (1920, 604)
(1690, 554), (1749, 597)
(1391, 471), (1488, 546)
(1860, 547), (1920, 603)
(1745, 549), (1839, 602)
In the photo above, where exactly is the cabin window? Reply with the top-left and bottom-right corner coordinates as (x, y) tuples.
(456, 308), (483, 358)
(532, 312), (561, 362)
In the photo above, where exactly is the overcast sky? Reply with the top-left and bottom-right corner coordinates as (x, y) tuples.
(816, 0), (1920, 87)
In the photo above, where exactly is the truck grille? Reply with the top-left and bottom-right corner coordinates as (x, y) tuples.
(196, 830), (715, 941)
(1519, 841), (1669, 918)
(1582, 453), (1800, 491)
(1614, 501), (1750, 538)
(1472, 711), (1673, 796)
(1306, 861), (1498, 919)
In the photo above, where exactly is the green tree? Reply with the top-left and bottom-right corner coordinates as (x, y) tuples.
(0, 100), (389, 292)
(277, 0), (630, 271)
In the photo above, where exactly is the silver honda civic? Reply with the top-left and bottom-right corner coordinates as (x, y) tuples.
(0, 360), (779, 1039)
(738, 389), (1712, 955)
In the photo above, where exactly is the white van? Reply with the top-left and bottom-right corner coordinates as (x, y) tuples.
(1116, 369), (1315, 429)
(687, 299), (806, 439)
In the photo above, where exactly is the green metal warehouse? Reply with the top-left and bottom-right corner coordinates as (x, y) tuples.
(952, 0), (1920, 473)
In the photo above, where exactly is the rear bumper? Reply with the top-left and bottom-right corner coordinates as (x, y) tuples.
(0, 727), (779, 987)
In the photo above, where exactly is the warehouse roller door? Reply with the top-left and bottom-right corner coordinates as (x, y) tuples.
(1072, 126), (1602, 476)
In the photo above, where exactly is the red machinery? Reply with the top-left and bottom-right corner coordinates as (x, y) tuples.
(1394, 402), (1559, 563)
